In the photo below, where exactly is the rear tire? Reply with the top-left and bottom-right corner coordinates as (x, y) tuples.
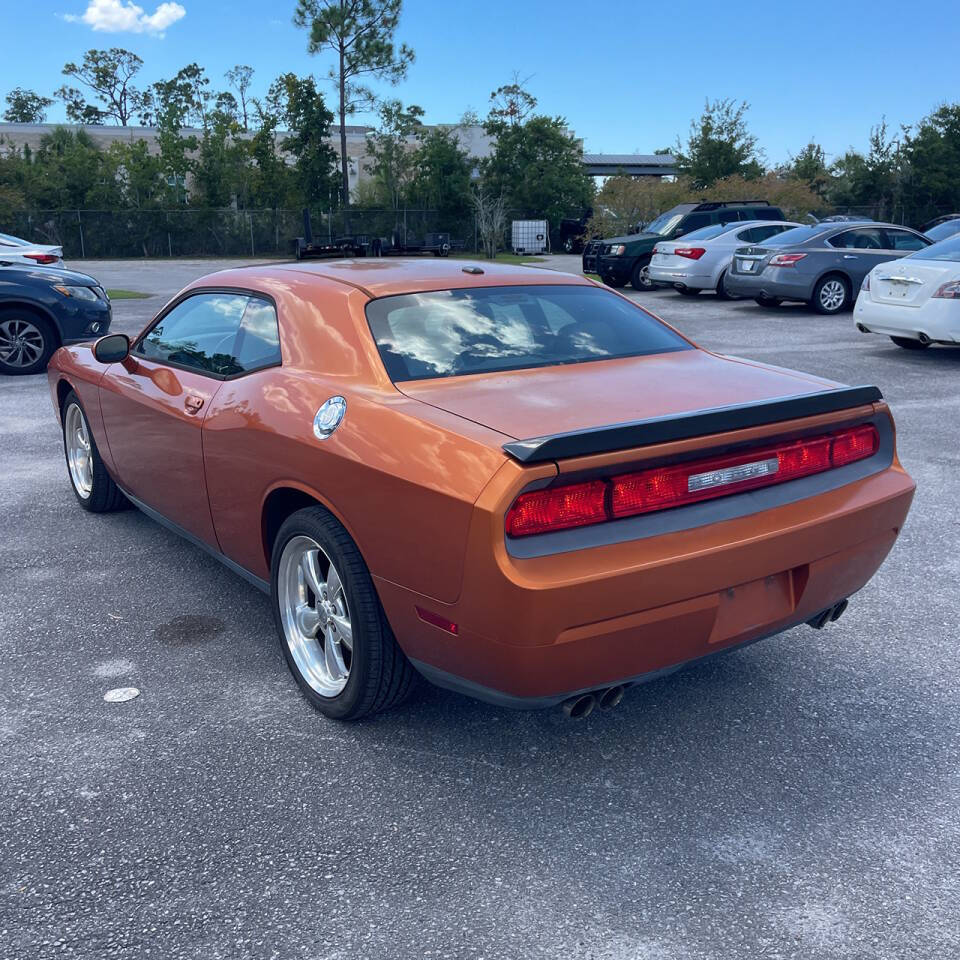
(631, 259), (654, 291)
(891, 336), (930, 350)
(61, 390), (126, 512)
(715, 270), (737, 300)
(0, 308), (57, 375)
(812, 274), (850, 314)
(271, 506), (417, 720)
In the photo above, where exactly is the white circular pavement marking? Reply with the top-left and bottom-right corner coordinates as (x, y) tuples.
(103, 687), (140, 703)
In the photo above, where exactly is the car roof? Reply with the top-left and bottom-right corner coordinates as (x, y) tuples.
(212, 258), (592, 299)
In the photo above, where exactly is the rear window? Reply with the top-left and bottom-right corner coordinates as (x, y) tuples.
(674, 223), (733, 242)
(763, 225), (830, 246)
(910, 233), (960, 262)
(366, 284), (692, 381)
(925, 219), (960, 243)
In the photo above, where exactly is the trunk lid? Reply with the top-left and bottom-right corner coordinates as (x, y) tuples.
(869, 259), (955, 307)
(399, 350), (840, 445)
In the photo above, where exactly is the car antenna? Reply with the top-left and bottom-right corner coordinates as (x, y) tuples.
(462, 266), (484, 275)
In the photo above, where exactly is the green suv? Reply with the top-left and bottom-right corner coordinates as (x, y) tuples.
(588, 200), (786, 291)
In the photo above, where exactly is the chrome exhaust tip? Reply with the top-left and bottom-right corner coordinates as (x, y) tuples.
(561, 693), (596, 720)
(597, 685), (626, 710)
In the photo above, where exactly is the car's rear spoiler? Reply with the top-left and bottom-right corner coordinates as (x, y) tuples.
(502, 385), (883, 463)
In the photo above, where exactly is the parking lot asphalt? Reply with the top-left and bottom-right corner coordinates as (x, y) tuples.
(2, 256), (959, 959)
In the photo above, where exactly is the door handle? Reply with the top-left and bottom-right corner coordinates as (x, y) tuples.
(842, 254), (859, 259)
(184, 395), (204, 414)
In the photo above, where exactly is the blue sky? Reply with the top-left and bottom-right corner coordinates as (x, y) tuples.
(4, 0), (958, 165)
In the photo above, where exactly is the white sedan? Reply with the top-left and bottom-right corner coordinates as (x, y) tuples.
(854, 232), (960, 350)
(649, 220), (801, 298)
(0, 232), (64, 267)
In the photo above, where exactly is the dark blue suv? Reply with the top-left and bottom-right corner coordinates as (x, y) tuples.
(0, 263), (111, 374)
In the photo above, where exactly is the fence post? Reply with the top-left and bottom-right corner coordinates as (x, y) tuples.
(248, 211), (255, 257)
(76, 210), (86, 259)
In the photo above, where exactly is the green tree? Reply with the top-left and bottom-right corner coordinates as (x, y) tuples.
(225, 65), (255, 131)
(790, 142), (829, 196)
(151, 70), (200, 203)
(409, 127), (473, 222)
(674, 98), (763, 187)
(293, 0), (414, 206)
(901, 103), (960, 225)
(363, 99), (424, 208)
(481, 114), (593, 226)
(270, 73), (338, 207)
(3, 88), (54, 123)
(487, 77), (537, 127)
(56, 48), (150, 126)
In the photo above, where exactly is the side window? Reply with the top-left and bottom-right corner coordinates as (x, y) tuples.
(883, 229), (928, 251)
(717, 209), (743, 224)
(678, 213), (710, 233)
(233, 298), (282, 372)
(829, 228), (885, 250)
(136, 292), (281, 377)
(742, 224), (783, 243)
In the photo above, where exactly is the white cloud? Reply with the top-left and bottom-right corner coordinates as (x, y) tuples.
(64, 0), (186, 36)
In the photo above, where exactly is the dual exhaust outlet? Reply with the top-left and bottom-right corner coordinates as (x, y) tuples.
(561, 597), (852, 718)
(561, 684), (626, 720)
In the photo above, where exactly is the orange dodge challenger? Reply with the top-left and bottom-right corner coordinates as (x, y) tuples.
(48, 260), (915, 720)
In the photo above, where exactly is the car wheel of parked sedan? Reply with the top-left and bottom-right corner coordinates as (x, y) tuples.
(61, 391), (127, 512)
(0, 308), (56, 375)
(272, 506), (417, 720)
(812, 275), (850, 315)
(600, 274), (626, 288)
(891, 336), (930, 350)
(715, 270), (738, 300)
(754, 294), (782, 308)
(631, 260), (655, 291)
(677, 287), (701, 297)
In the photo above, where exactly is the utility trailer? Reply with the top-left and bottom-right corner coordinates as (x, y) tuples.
(371, 231), (451, 257)
(293, 209), (370, 260)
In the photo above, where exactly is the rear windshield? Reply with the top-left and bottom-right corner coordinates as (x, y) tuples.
(674, 223), (734, 242)
(910, 233), (960, 262)
(366, 284), (692, 381)
(925, 219), (960, 243)
(761, 225), (831, 246)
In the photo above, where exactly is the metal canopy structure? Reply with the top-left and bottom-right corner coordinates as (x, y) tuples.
(582, 153), (677, 177)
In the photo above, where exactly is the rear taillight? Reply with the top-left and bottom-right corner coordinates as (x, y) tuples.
(769, 253), (807, 267)
(24, 253), (58, 265)
(933, 280), (960, 299)
(674, 247), (706, 260)
(505, 424), (880, 537)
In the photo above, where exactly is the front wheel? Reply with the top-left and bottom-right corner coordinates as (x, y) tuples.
(62, 391), (126, 512)
(891, 336), (930, 350)
(631, 259), (655, 291)
(0, 309), (56, 375)
(272, 506), (417, 720)
(812, 275), (850, 314)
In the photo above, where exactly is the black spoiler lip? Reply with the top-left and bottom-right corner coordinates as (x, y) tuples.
(502, 385), (883, 463)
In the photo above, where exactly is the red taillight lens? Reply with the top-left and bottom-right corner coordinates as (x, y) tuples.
(505, 480), (607, 537)
(769, 253), (807, 267)
(933, 280), (960, 299)
(831, 424), (879, 466)
(24, 253), (58, 265)
(673, 247), (706, 260)
(505, 424), (880, 537)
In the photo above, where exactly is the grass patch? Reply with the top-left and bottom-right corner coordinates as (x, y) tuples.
(107, 289), (152, 300)
(449, 252), (546, 265)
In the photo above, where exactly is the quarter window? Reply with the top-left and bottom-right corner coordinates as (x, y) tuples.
(136, 292), (281, 377)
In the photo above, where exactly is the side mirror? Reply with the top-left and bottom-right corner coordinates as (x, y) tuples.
(93, 333), (130, 364)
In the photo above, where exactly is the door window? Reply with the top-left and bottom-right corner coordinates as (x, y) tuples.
(136, 292), (281, 377)
(828, 228), (885, 250)
(882, 229), (929, 251)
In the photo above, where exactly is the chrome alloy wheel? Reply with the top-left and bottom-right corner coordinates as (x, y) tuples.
(278, 535), (353, 697)
(64, 402), (93, 498)
(819, 279), (846, 312)
(0, 317), (44, 368)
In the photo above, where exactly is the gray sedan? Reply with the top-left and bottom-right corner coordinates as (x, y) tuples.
(724, 222), (932, 314)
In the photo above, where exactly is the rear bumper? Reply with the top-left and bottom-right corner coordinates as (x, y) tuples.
(725, 269), (814, 301)
(648, 264), (712, 288)
(854, 296), (960, 343)
(379, 459), (915, 707)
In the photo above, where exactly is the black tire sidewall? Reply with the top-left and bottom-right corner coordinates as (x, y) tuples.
(0, 309), (56, 376)
(270, 507), (388, 720)
(61, 390), (123, 512)
(812, 275), (849, 315)
(631, 259), (653, 291)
